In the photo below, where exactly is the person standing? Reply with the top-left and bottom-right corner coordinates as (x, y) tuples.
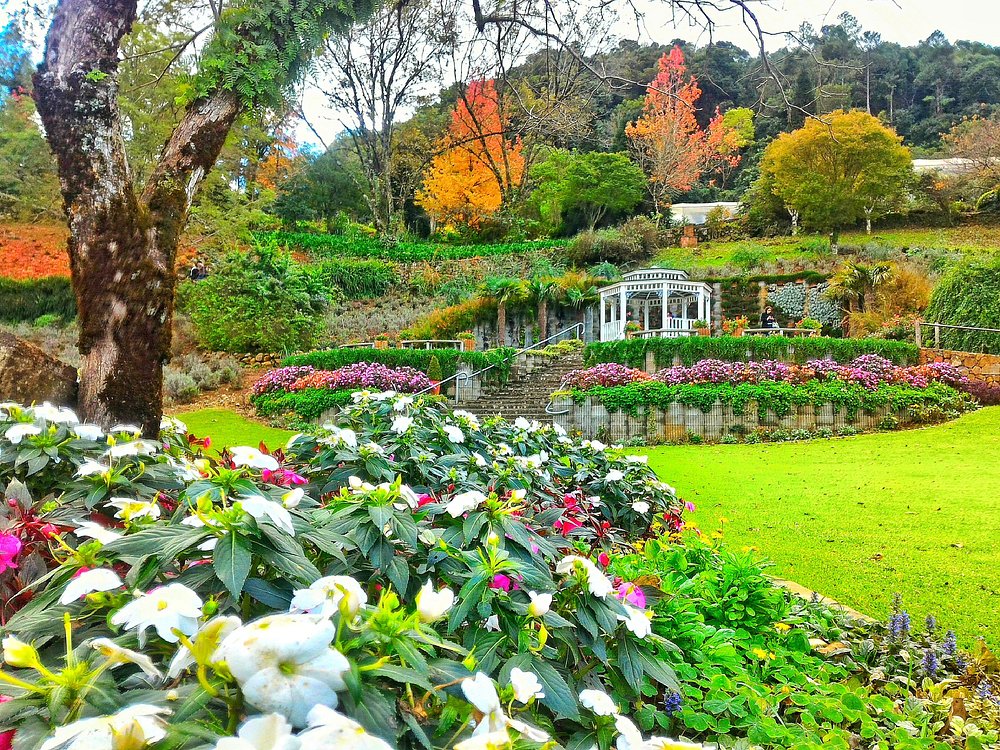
(759, 305), (778, 332)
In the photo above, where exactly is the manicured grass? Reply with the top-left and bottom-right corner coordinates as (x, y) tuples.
(639, 407), (1000, 646)
(173, 408), (295, 450)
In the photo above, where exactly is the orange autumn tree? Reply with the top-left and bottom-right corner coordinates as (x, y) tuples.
(626, 46), (741, 216)
(417, 80), (525, 229)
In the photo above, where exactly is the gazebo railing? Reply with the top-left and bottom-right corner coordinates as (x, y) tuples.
(630, 327), (698, 339)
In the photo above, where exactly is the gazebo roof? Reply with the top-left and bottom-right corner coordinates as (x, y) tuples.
(600, 268), (711, 298)
(621, 268), (689, 282)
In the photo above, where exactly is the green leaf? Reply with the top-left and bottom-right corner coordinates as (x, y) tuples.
(213, 533), (252, 597)
(104, 525), (209, 564)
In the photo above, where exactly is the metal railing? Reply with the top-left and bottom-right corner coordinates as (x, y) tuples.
(413, 322), (585, 398)
(915, 321), (1000, 351)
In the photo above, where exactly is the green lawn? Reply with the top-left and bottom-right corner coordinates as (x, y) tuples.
(639, 407), (1000, 646)
(654, 224), (1000, 272)
(174, 408), (295, 450)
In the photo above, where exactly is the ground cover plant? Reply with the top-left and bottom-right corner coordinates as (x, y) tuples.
(584, 336), (920, 369)
(0, 401), (998, 750)
(283, 347), (515, 381)
(638, 406), (1000, 647)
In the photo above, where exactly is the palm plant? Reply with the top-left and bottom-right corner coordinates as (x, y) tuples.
(827, 261), (894, 314)
(558, 271), (601, 325)
(528, 276), (560, 341)
(482, 276), (528, 347)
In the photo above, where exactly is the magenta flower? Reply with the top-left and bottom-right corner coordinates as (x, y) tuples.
(684, 501), (696, 513)
(490, 573), (513, 591)
(0, 533), (23, 574)
(616, 581), (646, 609)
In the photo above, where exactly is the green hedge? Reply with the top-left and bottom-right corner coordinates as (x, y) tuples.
(584, 336), (919, 368)
(571, 380), (972, 419)
(0, 277), (76, 322)
(697, 271), (831, 285)
(307, 258), (398, 299)
(258, 231), (563, 262)
(251, 388), (354, 420)
(282, 347), (516, 381)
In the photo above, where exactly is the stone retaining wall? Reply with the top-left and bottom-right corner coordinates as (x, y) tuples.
(920, 348), (1000, 385)
(551, 396), (909, 442)
(234, 352), (283, 368)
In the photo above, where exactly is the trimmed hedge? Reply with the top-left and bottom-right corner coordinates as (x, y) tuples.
(0, 276), (76, 322)
(282, 346), (516, 381)
(258, 231), (564, 262)
(570, 380), (972, 419)
(251, 388), (355, 420)
(584, 336), (919, 368)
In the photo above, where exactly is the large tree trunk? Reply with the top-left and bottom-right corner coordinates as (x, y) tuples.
(34, 0), (241, 435)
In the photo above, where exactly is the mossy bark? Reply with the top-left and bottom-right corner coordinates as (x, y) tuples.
(34, 0), (241, 435)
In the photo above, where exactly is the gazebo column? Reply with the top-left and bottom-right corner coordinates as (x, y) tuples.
(681, 294), (688, 330)
(643, 299), (650, 331)
(618, 285), (627, 339)
(661, 282), (669, 330)
(599, 293), (606, 340)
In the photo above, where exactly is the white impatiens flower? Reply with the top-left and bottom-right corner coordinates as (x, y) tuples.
(106, 439), (159, 458)
(290, 575), (367, 619)
(33, 403), (79, 424)
(454, 731), (512, 750)
(443, 424), (465, 443)
(73, 423), (105, 441)
(445, 490), (486, 518)
(391, 415), (413, 434)
(60, 568), (123, 605)
(360, 441), (385, 455)
(415, 580), (454, 622)
(38, 704), (170, 750)
(239, 496), (296, 536)
(159, 416), (187, 434)
(109, 423), (142, 435)
(319, 425), (358, 449)
(75, 459), (109, 477)
(461, 673), (548, 743)
(281, 488), (304, 509)
(632, 501), (650, 514)
(397, 483), (420, 509)
(89, 638), (162, 680)
(215, 614), (350, 727)
(509, 488), (527, 503)
(167, 615), (242, 680)
(582, 439), (607, 452)
(484, 615), (500, 632)
(297, 705), (393, 750)
(5, 422), (41, 444)
(615, 714), (646, 750)
(72, 520), (122, 544)
(231, 446), (280, 471)
(393, 395), (414, 411)
(605, 469), (625, 482)
(579, 688), (618, 716)
(556, 556), (613, 598)
(347, 476), (375, 493)
(211, 713), (298, 750)
(527, 591), (552, 618)
(626, 454), (648, 464)
(110, 583), (203, 645)
(509, 668), (544, 704)
(619, 607), (652, 639)
(108, 498), (161, 521)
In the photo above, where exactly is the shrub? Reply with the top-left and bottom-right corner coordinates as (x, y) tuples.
(564, 225), (654, 267)
(924, 255), (1000, 353)
(584, 336), (919, 368)
(0, 276), (76, 322)
(163, 370), (200, 403)
(259, 231), (564, 261)
(308, 258), (398, 299)
(178, 247), (327, 353)
(427, 355), (443, 383)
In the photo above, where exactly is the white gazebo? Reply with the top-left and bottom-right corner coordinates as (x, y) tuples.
(598, 268), (712, 341)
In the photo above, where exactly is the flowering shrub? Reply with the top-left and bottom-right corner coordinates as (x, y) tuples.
(0, 400), (689, 750)
(285, 362), (432, 393)
(561, 363), (651, 390)
(251, 365), (317, 395)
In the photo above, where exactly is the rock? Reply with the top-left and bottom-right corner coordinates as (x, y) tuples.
(0, 332), (77, 406)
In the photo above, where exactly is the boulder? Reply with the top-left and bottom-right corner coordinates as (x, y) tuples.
(0, 332), (77, 406)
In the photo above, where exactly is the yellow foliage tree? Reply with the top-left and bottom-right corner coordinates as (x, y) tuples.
(416, 80), (525, 228)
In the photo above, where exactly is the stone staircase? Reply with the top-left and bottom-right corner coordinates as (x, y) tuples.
(460, 351), (584, 423)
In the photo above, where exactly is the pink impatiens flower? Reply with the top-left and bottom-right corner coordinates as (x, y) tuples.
(616, 581), (646, 609)
(0, 533), (22, 574)
(490, 574), (513, 592)
(0, 694), (13, 750)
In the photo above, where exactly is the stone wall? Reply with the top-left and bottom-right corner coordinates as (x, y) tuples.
(919, 348), (1000, 385)
(234, 352), (283, 368)
(551, 396), (909, 442)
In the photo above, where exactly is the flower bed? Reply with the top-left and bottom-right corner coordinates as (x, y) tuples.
(0, 400), (996, 750)
(282, 346), (514, 382)
(584, 336), (920, 368)
(252, 363), (435, 420)
(563, 356), (970, 392)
